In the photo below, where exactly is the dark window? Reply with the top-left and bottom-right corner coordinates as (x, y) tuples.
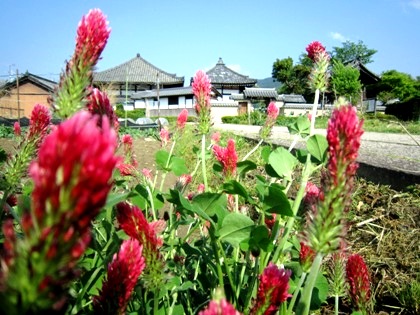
(168, 96), (178, 105)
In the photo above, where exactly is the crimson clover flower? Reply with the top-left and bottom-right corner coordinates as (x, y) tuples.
(306, 41), (330, 92)
(211, 132), (221, 145)
(260, 102), (279, 140)
(299, 242), (316, 273)
(175, 174), (192, 192)
(159, 128), (170, 147)
(116, 202), (166, 290)
(306, 41), (327, 62)
(177, 108), (189, 130)
(86, 87), (119, 130)
(304, 104), (363, 254)
(192, 70), (212, 134)
(213, 139), (238, 179)
(251, 263), (292, 315)
(3, 104), (51, 194)
(13, 122), (21, 137)
(199, 298), (241, 315)
(0, 111), (119, 312)
(346, 254), (371, 313)
(117, 134), (138, 176)
(54, 9), (111, 118)
(93, 239), (145, 315)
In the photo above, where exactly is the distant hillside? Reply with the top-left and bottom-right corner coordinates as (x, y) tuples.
(256, 77), (282, 89)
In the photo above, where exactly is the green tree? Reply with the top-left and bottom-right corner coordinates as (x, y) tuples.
(272, 57), (312, 101)
(331, 60), (362, 103)
(332, 40), (377, 64)
(377, 70), (420, 103)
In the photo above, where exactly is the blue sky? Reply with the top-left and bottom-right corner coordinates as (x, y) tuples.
(1, 0), (419, 83)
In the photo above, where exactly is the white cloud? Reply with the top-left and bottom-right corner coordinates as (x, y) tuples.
(408, 0), (420, 9)
(329, 32), (348, 42)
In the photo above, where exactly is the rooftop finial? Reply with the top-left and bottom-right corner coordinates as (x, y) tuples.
(136, 53), (140, 58)
(217, 57), (224, 65)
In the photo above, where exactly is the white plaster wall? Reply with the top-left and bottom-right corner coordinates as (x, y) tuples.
(211, 106), (238, 124)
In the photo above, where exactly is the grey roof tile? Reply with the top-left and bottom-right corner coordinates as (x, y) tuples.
(244, 87), (278, 98)
(132, 86), (193, 99)
(278, 94), (306, 103)
(93, 53), (184, 85)
(206, 58), (257, 86)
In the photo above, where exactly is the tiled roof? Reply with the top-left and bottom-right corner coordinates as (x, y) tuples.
(206, 58), (257, 86)
(0, 73), (57, 92)
(244, 87), (278, 98)
(278, 94), (306, 103)
(93, 54), (184, 85)
(132, 86), (194, 99)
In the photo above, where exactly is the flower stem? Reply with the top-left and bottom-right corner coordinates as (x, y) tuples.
(335, 294), (339, 315)
(242, 139), (264, 161)
(201, 134), (208, 190)
(296, 253), (324, 315)
(310, 89), (320, 135)
(287, 272), (307, 314)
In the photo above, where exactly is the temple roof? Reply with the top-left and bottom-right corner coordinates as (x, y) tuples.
(346, 59), (380, 85)
(0, 72), (57, 92)
(94, 53), (184, 85)
(206, 58), (257, 86)
(244, 87), (278, 98)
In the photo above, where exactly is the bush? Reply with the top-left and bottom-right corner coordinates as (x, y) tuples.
(385, 97), (420, 121)
(115, 108), (146, 120)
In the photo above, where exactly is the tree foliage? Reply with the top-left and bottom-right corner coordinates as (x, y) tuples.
(331, 60), (362, 103)
(377, 70), (420, 103)
(272, 57), (312, 101)
(332, 40), (377, 64)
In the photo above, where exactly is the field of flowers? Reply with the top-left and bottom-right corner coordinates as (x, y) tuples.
(0, 8), (419, 315)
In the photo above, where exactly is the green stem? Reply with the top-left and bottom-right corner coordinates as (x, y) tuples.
(201, 134), (208, 190)
(146, 185), (157, 221)
(272, 153), (312, 263)
(335, 294), (339, 315)
(153, 288), (160, 315)
(218, 240), (237, 306)
(210, 229), (224, 288)
(159, 140), (176, 192)
(310, 89), (320, 135)
(242, 139), (264, 161)
(287, 272), (307, 315)
(296, 253), (324, 315)
(243, 255), (259, 311)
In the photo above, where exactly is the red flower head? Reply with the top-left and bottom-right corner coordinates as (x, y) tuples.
(142, 168), (153, 180)
(199, 298), (241, 315)
(177, 108), (189, 130)
(160, 128), (170, 147)
(304, 181), (321, 206)
(116, 202), (166, 289)
(75, 8), (111, 67)
(346, 254), (371, 312)
(251, 263), (292, 315)
(306, 41), (327, 62)
(267, 102), (279, 121)
(327, 104), (364, 187)
(30, 111), (118, 229)
(86, 87), (119, 130)
(93, 239), (145, 314)
(213, 139), (238, 179)
(28, 104), (51, 142)
(192, 70), (212, 134)
(260, 102), (279, 139)
(13, 122), (21, 137)
(299, 241), (316, 273)
(211, 132), (221, 145)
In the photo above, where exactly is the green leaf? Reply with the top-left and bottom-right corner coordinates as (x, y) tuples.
(222, 180), (249, 200)
(155, 149), (170, 170)
(105, 192), (131, 208)
(263, 184), (293, 216)
(261, 145), (272, 163)
(306, 134), (328, 163)
(170, 156), (188, 176)
(192, 193), (227, 219)
(310, 273), (329, 310)
(236, 160), (257, 178)
(218, 213), (254, 247)
(288, 115), (311, 137)
(268, 147), (298, 180)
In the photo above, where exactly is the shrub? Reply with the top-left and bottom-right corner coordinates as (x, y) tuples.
(115, 108), (146, 120)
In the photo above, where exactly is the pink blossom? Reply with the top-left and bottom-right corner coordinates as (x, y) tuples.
(211, 132), (221, 144)
(299, 241), (316, 273)
(327, 104), (364, 186)
(306, 41), (327, 61)
(197, 183), (205, 193)
(93, 239), (145, 314)
(267, 102), (279, 121)
(27, 104), (51, 142)
(177, 109), (188, 130)
(346, 254), (371, 312)
(142, 168), (153, 180)
(192, 70), (212, 134)
(175, 174), (192, 191)
(251, 263), (292, 315)
(86, 87), (119, 130)
(199, 298), (241, 315)
(212, 139), (238, 178)
(13, 122), (21, 137)
(159, 128), (170, 147)
(75, 9), (111, 67)
(304, 182), (321, 205)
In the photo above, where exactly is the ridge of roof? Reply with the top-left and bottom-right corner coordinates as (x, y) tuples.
(94, 53), (184, 84)
(0, 72), (57, 92)
(206, 58), (257, 85)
